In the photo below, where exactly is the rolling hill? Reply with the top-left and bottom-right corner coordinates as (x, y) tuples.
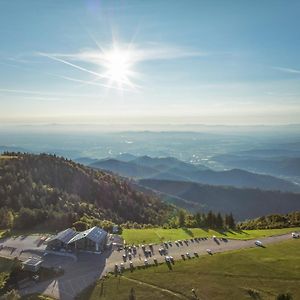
(139, 179), (300, 220)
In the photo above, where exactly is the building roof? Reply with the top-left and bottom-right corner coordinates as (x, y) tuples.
(47, 228), (77, 244)
(23, 257), (43, 267)
(68, 226), (107, 244)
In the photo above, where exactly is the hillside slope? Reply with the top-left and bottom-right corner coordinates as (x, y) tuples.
(139, 179), (300, 220)
(0, 153), (173, 229)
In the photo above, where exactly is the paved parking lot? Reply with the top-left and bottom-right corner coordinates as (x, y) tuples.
(0, 235), (47, 261)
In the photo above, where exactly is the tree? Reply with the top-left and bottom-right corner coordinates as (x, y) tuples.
(216, 213), (223, 229)
(195, 212), (202, 227)
(0, 289), (21, 300)
(178, 210), (186, 228)
(206, 211), (214, 228)
(276, 293), (293, 300)
(227, 213), (235, 229)
(72, 220), (88, 231)
(129, 287), (136, 300)
(0, 207), (14, 229)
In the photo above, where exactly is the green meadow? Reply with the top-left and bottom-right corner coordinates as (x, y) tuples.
(78, 239), (300, 300)
(121, 227), (300, 245)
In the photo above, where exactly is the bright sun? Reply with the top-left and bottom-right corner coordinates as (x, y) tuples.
(102, 45), (136, 90)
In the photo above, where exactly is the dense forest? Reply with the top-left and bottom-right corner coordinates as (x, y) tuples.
(238, 211), (300, 230)
(140, 179), (300, 220)
(0, 153), (174, 231)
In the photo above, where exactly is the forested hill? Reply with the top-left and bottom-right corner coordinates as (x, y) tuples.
(139, 179), (300, 220)
(0, 153), (173, 230)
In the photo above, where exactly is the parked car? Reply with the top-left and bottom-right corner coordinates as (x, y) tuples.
(292, 232), (300, 239)
(255, 240), (263, 247)
(120, 262), (125, 271)
(159, 248), (167, 255)
(206, 249), (212, 255)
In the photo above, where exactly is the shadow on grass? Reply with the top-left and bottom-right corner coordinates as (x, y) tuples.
(226, 229), (250, 236)
(214, 229), (228, 236)
(182, 228), (194, 237)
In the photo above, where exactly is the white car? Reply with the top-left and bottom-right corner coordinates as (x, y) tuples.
(206, 249), (212, 255)
(292, 232), (300, 239)
(255, 240), (263, 247)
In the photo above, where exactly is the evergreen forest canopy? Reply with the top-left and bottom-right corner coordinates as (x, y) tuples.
(0, 153), (173, 231)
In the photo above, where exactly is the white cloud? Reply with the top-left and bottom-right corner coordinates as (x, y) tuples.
(273, 66), (300, 74)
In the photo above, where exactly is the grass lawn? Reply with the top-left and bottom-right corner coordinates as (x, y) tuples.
(79, 239), (300, 300)
(121, 227), (300, 245)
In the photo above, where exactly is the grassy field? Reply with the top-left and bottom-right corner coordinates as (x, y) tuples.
(122, 227), (300, 244)
(78, 239), (300, 300)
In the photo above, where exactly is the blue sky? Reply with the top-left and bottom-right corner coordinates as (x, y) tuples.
(0, 0), (300, 125)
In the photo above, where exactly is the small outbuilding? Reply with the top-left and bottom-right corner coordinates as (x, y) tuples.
(67, 226), (108, 253)
(46, 228), (77, 250)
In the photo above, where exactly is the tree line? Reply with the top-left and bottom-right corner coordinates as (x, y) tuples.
(173, 210), (236, 229)
(237, 211), (300, 230)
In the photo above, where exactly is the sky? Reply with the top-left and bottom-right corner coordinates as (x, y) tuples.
(0, 0), (300, 126)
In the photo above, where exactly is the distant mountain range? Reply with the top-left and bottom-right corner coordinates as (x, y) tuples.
(214, 154), (300, 178)
(76, 154), (300, 193)
(139, 179), (300, 220)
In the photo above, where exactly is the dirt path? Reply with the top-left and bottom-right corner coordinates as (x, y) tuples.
(122, 276), (190, 299)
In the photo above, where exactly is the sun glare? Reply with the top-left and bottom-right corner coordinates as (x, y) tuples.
(102, 45), (136, 90)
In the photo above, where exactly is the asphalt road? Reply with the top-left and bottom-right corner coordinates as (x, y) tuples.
(0, 232), (296, 300)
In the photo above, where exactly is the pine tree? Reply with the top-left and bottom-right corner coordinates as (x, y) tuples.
(216, 213), (224, 229)
(228, 213), (235, 229)
(178, 210), (186, 228)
